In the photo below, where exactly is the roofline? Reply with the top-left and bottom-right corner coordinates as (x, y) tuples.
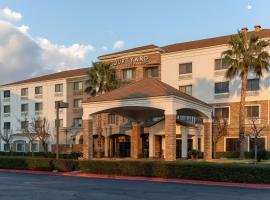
(82, 95), (212, 109)
(98, 47), (163, 60)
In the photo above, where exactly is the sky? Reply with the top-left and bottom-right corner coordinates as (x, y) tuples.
(0, 0), (269, 84)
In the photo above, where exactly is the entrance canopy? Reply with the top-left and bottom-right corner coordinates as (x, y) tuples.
(82, 78), (212, 121)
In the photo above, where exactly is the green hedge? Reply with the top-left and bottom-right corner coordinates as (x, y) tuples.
(0, 152), (82, 160)
(1, 157), (270, 183)
(78, 160), (270, 184)
(216, 151), (270, 159)
(0, 157), (74, 172)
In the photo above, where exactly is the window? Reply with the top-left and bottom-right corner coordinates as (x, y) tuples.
(179, 63), (192, 75)
(226, 138), (240, 152)
(32, 143), (39, 152)
(249, 138), (266, 151)
(16, 142), (25, 152)
(21, 104), (28, 112)
(215, 81), (229, 94)
(4, 144), (10, 151)
(4, 105), (10, 113)
(35, 86), (42, 95)
(245, 105), (259, 118)
(215, 59), (228, 70)
(35, 103), (43, 111)
(146, 67), (159, 78)
(179, 85), (192, 96)
(21, 121), (28, 130)
(4, 122), (11, 130)
(3, 90), (10, 98)
(55, 119), (63, 128)
(214, 107), (229, 119)
(108, 114), (118, 125)
(73, 99), (82, 108)
(74, 118), (82, 127)
(21, 88), (28, 96)
(73, 82), (83, 91)
(55, 84), (63, 93)
(247, 79), (259, 91)
(123, 68), (136, 80)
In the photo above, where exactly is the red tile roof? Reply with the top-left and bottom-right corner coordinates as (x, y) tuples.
(2, 68), (88, 86)
(84, 78), (210, 107)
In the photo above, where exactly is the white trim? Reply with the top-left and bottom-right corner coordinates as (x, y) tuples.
(244, 104), (261, 124)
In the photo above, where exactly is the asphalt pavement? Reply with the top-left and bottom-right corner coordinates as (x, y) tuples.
(0, 172), (269, 200)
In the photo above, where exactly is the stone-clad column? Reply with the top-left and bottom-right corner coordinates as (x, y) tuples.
(83, 116), (93, 159)
(181, 126), (188, 159)
(203, 119), (212, 160)
(131, 123), (140, 159)
(165, 114), (176, 161)
(149, 133), (155, 158)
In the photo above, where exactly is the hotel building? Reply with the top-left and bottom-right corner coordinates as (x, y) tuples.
(1, 25), (270, 160)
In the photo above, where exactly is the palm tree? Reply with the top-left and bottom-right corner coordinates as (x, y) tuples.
(222, 31), (270, 159)
(85, 62), (119, 158)
(85, 62), (119, 96)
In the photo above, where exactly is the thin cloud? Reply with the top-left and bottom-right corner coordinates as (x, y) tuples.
(113, 40), (125, 49)
(247, 5), (252, 10)
(0, 7), (22, 21)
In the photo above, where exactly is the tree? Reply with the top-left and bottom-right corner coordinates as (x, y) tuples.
(222, 31), (270, 159)
(212, 116), (228, 159)
(85, 62), (119, 96)
(29, 116), (50, 154)
(246, 117), (267, 163)
(85, 62), (120, 158)
(20, 114), (37, 156)
(0, 129), (13, 152)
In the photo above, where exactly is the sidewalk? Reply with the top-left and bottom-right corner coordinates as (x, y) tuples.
(0, 169), (269, 189)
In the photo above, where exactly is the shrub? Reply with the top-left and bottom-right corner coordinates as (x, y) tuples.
(53, 159), (74, 172)
(78, 160), (270, 184)
(257, 149), (269, 162)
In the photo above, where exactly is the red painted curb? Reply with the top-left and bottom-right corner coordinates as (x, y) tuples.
(0, 169), (269, 189)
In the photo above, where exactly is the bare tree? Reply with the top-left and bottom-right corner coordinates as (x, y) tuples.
(0, 129), (13, 152)
(212, 116), (228, 158)
(20, 114), (37, 156)
(246, 117), (267, 163)
(29, 116), (50, 154)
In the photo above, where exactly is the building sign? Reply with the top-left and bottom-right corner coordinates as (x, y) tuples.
(111, 55), (150, 66)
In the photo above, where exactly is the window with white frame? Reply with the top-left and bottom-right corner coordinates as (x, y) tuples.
(16, 142), (25, 152)
(35, 86), (42, 95)
(225, 137), (240, 152)
(73, 99), (82, 108)
(247, 79), (259, 91)
(179, 85), (192, 96)
(73, 81), (83, 91)
(215, 81), (229, 94)
(179, 63), (192, 75)
(214, 107), (229, 119)
(249, 137), (266, 151)
(74, 118), (82, 127)
(3, 90), (10, 98)
(21, 88), (28, 96)
(245, 105), (260, 119)
(35, 102), (43, 111)
(214, 59), (228, 70)
(123, 68), (136, 80)
(4, 105), (10, 114)
(55, 84), (63, 93)
(21, 104), (28, 113)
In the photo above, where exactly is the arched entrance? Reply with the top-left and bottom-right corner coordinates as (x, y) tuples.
(109, 134), (131, 158)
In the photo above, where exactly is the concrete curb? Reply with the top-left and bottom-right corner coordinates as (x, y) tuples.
(0, 169), (269, 189)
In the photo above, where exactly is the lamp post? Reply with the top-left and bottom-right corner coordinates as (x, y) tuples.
(55, 101), (69, 160)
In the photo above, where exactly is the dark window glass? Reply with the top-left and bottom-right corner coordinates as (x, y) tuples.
(35, 103), (43, 111)
(245, 106), (259, 118)
(21, 88), (28, 96)
(247, 79), (259, 91)
(215, 59), (228, 70)
(55, 84), (63, 92)
(4, 90), (10, 98)
(146, 67), (159, 78)
(214, 107), (229, 118)
(215, 82), (229, 94)
(226, 138), (240, 152)
(179, 85), (192, 95)
(4, 122), (11, 130)
(123, 68), (136, 80)
(249, 138), (265, 151)
(179, 63), (192, 74)
(4, 105), (10, 113)
(35, 86), (42, 95)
